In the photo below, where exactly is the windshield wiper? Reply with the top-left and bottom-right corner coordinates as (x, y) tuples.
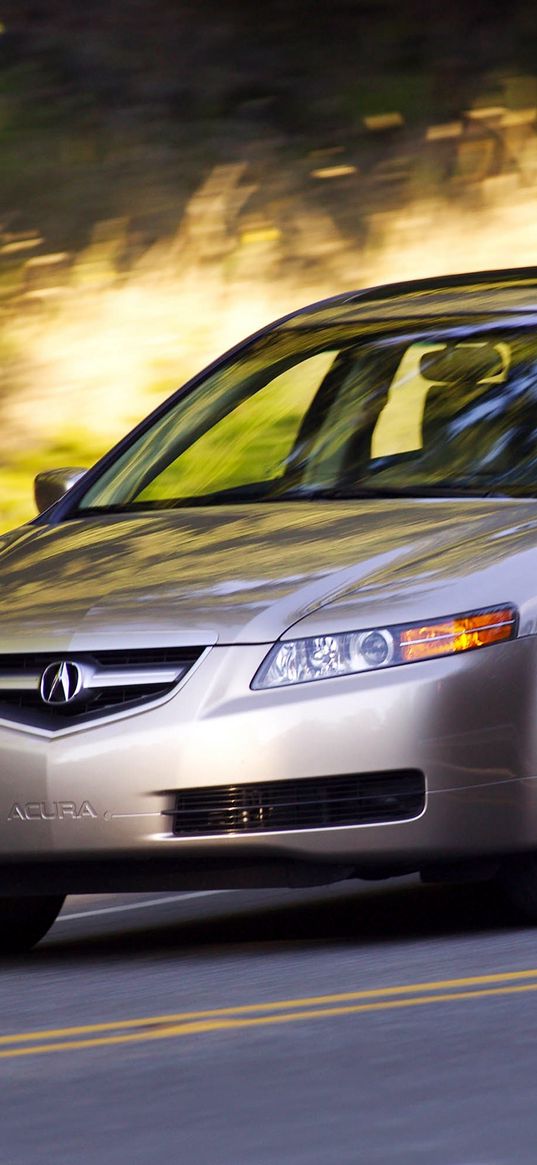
(75, 479), (518, 516)
(171, 483), (500, 503)
(274, 484), (493, 501)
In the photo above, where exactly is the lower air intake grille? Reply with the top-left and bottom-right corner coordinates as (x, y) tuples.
(167, 771), (425, 837)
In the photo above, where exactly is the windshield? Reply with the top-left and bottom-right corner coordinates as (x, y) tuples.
(77, 324), (537, 511)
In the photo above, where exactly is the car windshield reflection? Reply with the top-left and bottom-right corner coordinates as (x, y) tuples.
(73, 326), (537, 512)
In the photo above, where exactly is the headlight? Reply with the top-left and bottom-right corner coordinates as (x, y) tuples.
(251, 605), (517, 689)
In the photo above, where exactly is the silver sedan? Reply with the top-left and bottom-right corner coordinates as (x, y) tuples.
(1, 265), (537, 950)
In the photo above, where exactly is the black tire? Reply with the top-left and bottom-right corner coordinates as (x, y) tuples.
(0, 895), (65, 954)
(499, 855), (537, 922)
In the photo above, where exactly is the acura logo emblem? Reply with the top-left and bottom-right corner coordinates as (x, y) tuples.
(40, 661), (83, 705)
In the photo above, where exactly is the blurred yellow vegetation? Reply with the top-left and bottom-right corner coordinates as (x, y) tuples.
(3, 169), (537, 532)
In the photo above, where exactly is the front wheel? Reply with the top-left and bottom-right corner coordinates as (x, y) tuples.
(0, 895), (65, 954)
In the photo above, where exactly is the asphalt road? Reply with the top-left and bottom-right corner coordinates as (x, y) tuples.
(1, 877), (537, 1164)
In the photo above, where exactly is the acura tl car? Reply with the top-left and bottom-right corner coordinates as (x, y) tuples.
(3, 265), (537, 951)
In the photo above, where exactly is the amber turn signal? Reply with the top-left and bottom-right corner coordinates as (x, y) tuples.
(399, 607), (517, 663)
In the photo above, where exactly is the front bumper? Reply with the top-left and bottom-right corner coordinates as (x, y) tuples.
(0, 637), (535, 891)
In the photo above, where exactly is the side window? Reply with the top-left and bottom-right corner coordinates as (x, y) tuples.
(136, 351), (337, 501)
(370, 343), (445, 459)
(371, 340), (510, 460)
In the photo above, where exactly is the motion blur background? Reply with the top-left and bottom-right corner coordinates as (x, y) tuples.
(1, 0), (537, 530)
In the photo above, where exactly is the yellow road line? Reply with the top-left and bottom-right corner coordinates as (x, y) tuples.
(1, 965), (537, 1046)
(1, 975), (537, 1059)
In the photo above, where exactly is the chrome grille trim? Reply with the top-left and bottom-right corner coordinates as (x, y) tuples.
(0, 646), (206, 731)
(0, 665), (186, 691)
(89, 665), (186, 688)
(0, 674), (39, 691)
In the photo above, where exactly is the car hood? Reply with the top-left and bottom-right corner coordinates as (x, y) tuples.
(0, 501), (536, 651)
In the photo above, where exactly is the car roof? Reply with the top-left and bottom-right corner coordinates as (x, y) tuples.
(283, 266), (537, 329)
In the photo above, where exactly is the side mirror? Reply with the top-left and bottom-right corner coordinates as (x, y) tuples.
(33, 467), (87, 514)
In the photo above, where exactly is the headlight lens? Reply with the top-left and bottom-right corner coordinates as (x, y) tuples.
(251, 605), (517, 689)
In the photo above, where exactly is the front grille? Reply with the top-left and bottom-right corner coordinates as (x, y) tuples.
(0, 647), (205, 730)
(166, 771), (425, 837)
